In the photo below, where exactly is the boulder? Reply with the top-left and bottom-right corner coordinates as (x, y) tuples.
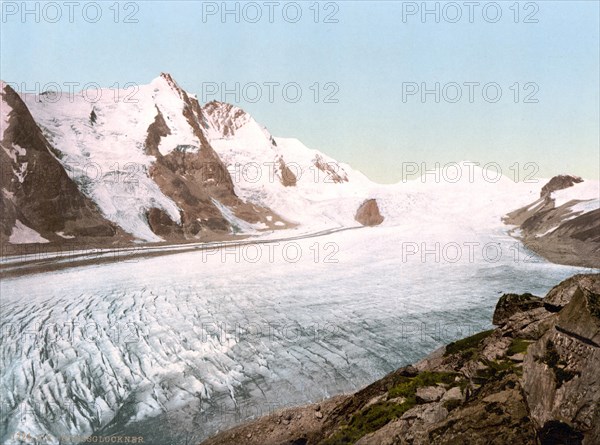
(416, 386), (446, 403)
(493, 293), (544, 326)
(355, 199), (384, 226)
(544, 273), (600, 311)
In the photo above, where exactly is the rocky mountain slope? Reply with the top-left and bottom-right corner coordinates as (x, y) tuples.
(201, 273), (600, 445)
(504, 175), (599, 268)
(0, 82), (128, 248)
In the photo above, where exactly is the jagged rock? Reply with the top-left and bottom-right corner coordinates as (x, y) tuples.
(493, 293), (544, 326)
(523, 281), (600, 444)
(440, 386), (463, 403)
(0, 82), (125, 245)
(355, 199), (384, 226)
(402, 403), (448, 423)
(146, 207), (183, 238)
(492, 293), (555, 340)
(504, 175), (599, 269)
(508, 353), (525, 362)
(544, 273), (600, 310)
(278, 158), (297, 187)
(499, 306), (556, 340)
(313, 154), (348, 183)
(355, 404), (449, 445)
(480, 333), (512, 360)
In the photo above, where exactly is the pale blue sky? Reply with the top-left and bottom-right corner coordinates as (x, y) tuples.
(1, 1), (598, 182)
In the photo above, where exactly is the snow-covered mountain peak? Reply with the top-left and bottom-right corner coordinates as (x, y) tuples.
(149, 72), (187, 99)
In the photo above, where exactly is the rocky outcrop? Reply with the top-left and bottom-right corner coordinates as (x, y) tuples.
(540, 175), (583, 198)
(201, 274), (600, 445)
(313, 154), (348, 183)
(504, 175), (599, 268)
(355, 199), (384, 226)
(523, 285), (600, 443)
(278, 157), (297, 187)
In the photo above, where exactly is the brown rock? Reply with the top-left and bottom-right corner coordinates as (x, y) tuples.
(415, 386), (446, 403)
(493, 293), (544, 326)
(540, 174), (583, 198)
(523, 277), (600, 443)
(278, 157), (297, 187)
(544, 273), (600, 310)
(355, 199), (384, 226)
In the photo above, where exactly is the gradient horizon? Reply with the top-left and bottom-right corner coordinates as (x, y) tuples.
(1, 1), (598, 183)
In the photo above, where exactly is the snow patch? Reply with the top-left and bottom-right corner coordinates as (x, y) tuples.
(211, 199), (266, 234)
(56, 231), (76, 239)
(552, 180), (599, 207)
(9, 220), (49, 244)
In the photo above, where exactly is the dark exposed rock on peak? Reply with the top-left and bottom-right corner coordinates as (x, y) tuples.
(278, 157), (297, 187)
(313, 154), (348, 183)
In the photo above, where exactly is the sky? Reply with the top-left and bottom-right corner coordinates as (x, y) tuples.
(1, 1), (599, 183)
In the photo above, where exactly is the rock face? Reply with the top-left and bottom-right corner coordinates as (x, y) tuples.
(201, 274), (600, 445)
(355, 199), (384, 226)
(523, 286), (600, 443)
(504, 175), (599, 268)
